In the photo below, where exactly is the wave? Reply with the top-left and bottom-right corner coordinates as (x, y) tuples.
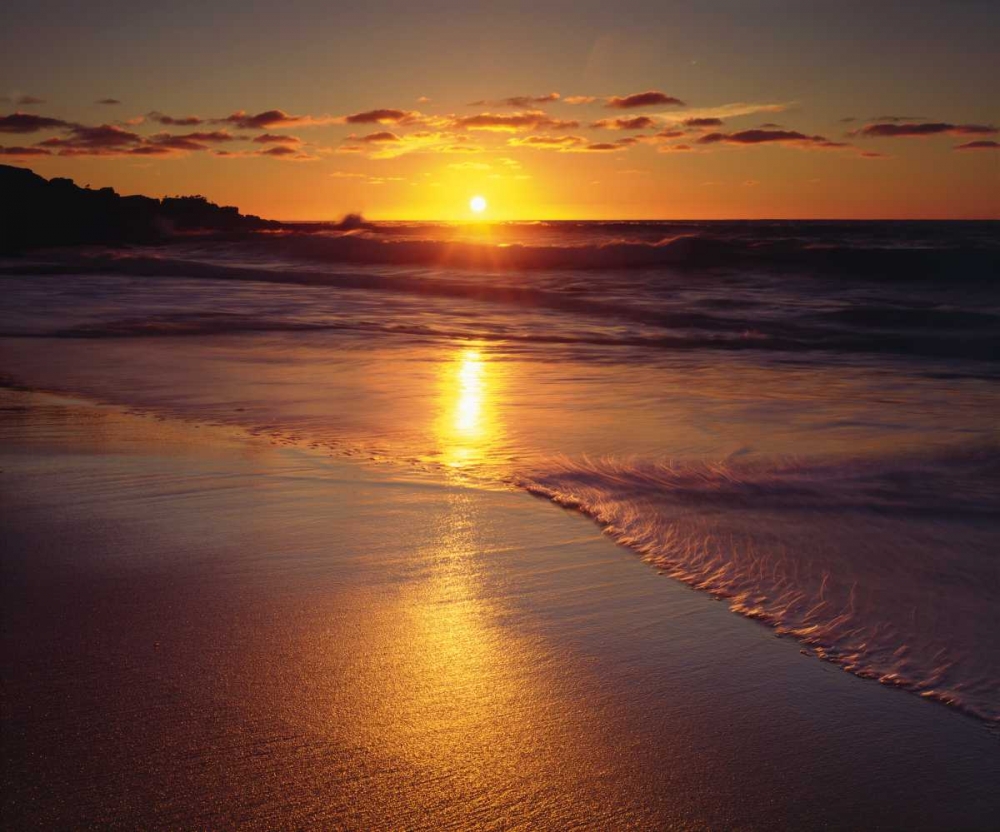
(518, 450), (1000, 723)
(4, 254), (999, 363)
(195, 228), (1000, 279)
(5, 223), (1000, 278)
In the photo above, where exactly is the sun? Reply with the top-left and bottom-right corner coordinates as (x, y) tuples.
(470, 195), (487, 214)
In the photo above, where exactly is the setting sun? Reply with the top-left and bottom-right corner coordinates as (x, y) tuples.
(470, 195), (487, 214)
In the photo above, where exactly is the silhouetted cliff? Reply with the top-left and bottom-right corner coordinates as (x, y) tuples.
(0, 164), (280, 252)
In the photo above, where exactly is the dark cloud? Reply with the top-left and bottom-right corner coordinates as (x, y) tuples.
(584, 142), (619, 151)
(954, 140), (1000, 151)
(343, 108), (413, 124)
(257, 146), (316, 160)
(0, 112), (71, 133)
(758, 122), (783, 128)
(590, 116), (656, 130)
(173, 130), (236, 143)
(683, 117), (723, 127)
(0, 145), (51, 156)
(606, 91), (684, 109)
(838, 117), (857, 124)
(15, 95), (45, 106)
(452, 111), (578, 132)
(655, 129), (685, 139)
(128, 145), (180, 156)
(97, 98), (121, 105)
(37, 123), (223, 157)
(697, 129), (847, 148)
(40, 123), (142, 153)
(870, 115), (927, 123)
(143, 131), (237, 152)
(222, 109), (334, 129)
(857, 122), (997, 138)
(252, 133), (301, 144)
(148, 111), (204, 126)
(359, 131), (401, 143)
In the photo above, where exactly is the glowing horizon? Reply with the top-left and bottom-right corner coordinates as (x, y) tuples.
(2, 2), (998, 220)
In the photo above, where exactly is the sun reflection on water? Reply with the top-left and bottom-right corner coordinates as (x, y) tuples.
(435, 345), (505, 474)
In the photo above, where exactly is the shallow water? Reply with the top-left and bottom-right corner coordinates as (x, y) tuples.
(2, 219), (999, 721)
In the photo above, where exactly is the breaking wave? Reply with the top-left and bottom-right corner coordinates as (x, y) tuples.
(519, 450), (1000, 722)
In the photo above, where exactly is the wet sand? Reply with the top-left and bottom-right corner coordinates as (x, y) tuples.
(2, 389), (999, 830)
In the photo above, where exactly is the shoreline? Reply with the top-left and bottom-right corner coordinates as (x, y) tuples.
(2, 387), (999, 829)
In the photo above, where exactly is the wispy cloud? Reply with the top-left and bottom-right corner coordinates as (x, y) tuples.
(449, 111), (578, 132)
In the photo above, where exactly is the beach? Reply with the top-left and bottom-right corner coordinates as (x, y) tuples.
(2, 388), (999, 830)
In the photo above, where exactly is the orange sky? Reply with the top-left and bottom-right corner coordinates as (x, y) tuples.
(2, 1), (998, 220)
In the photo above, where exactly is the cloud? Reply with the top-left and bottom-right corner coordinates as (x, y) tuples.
(358, 131), (401, 143)
(870, 115), (927, 123)
(606, 91), (684, 109)
(148, 111), (204, 126)
(507, 134), (633, 152)
(655, 129), (685, 139)
(140, 130), (238, 152)
(329, 171), (367, 178)
(683, 117), (723, 127)
(508, 134), (584, 149)
(342, 108), (416, 124)
(859, 151), (887, 158)
(0, 112), (71, 133)
(222, 109), (336, 129)
(758, 122), (783, 128)
(257, 146), (317, 160)
(954, 140), (1000, 151)
(252, 133), (301, 144)
(564, 96), (597, 105)
(13, 95), (45, 106)
(417, 96), (431, 104)
(97, 98), (121, 105)
(468, 93), (561, 108)
(667, 102), (789, 122)
(697, 129), (848, 149)
(33, 122), (233, 157)
(448, 161), (491, 170)
(450, 111), (578, 132)
(856, 122), (997, 138)
(347, 129), (484, 159)
(40, 123), (142, 153)
(0, 145), (51, 156)
(590, 116), (656, 130)
(162, 130), (236, 143)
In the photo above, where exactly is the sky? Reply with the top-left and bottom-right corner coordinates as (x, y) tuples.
(2, 0), (998, 220)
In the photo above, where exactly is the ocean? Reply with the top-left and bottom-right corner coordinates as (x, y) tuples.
(2, 219), (999, 723)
